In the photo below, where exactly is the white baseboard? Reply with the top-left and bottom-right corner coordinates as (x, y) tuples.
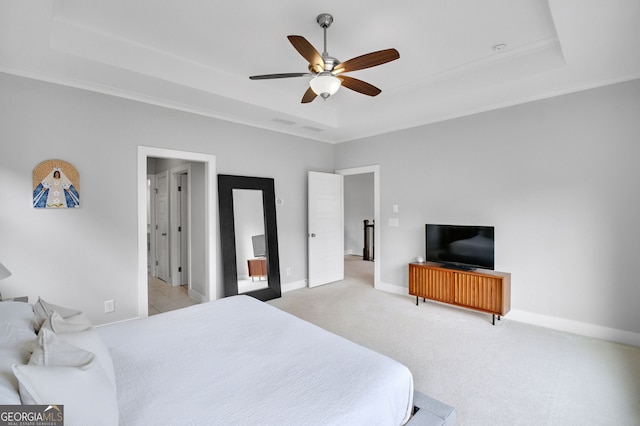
(188, 288), (207, 303)
(376, 280), (411, 296)
(507, 309), (640, 347)
(376, 282), (640, 347)
(282, 279), (307, 293)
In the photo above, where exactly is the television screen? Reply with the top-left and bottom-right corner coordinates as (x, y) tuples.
(425, 224), (494, 270)
(251, 234), (266, 258)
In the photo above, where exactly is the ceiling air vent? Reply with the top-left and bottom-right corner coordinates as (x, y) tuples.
(302, 126), (323, 132)
(271, 118), (297, 126)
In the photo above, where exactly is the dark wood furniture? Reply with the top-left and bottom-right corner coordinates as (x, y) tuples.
(247, 258), (267, 280)
(409, 262), (510, 324)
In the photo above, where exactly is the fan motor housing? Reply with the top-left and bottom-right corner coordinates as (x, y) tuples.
(322, 55), (340, 72)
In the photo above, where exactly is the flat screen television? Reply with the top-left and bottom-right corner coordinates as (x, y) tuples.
(425, 224), (494, 270)
(251, 234), (266, 258)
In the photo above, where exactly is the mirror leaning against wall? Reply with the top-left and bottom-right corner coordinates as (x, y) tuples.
(218, 174), (281, 302)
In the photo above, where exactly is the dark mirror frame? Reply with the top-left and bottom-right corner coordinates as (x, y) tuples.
(218, 174), (281, 301)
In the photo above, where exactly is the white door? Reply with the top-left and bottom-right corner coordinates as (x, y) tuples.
(308, 171), (344, 287)
(155, 171), (170, 282)
(179, 173), (189, 286)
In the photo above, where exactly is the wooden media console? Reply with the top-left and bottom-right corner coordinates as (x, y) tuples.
(409, 262), (511, 324)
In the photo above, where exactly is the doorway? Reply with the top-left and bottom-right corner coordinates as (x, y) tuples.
(343, 172), (375, 286)
(137, 146), (217, 318)
(147, 161), (196, 314)
(336, 165), (380, 289)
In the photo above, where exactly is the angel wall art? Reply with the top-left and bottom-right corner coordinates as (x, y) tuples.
(32, 159), (80, 209)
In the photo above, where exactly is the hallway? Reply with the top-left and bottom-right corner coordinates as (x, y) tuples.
(148, 276), (199, 315)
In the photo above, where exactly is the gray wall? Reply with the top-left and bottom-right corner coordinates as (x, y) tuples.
(0, 72), (333, 325)
(335, 79), (640, 334)
(2, 70), (640, 338)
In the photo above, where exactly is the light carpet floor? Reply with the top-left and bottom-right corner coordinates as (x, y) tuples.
(268, 257), (640, 425)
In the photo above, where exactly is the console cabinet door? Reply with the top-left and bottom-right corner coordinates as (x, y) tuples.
(454, 273), (503, 314)
(409, 264), (453, 303)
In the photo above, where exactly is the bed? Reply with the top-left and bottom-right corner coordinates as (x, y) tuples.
(1, 295), (415, 425)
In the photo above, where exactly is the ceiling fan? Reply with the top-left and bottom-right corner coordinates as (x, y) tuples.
(249, 13), (400, 103)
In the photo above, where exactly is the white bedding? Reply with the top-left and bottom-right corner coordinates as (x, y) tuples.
(97, 295), (414, 425)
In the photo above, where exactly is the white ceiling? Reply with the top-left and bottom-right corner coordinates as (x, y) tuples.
(2, 0), (640, 143)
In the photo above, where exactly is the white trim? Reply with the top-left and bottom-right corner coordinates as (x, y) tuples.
(187, 288), (207, 303)
(147, 174), (157, 278)
(335, 165), (381, 290)
(508, 309), (640, 348)
(169, 164), (191, 287)
(377, 281), (410, 297)
(282, 280), (308, 293)
(376, 281), (640, 347)
(137, 146), (217, 318)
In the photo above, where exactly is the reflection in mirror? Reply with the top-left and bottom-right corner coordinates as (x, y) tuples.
(218, 175), (281, 302)
(232, 189), (268, 293)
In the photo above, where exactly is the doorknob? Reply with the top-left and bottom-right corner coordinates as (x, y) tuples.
(309, 233), (316, 237)
(162, 233), (167, 236)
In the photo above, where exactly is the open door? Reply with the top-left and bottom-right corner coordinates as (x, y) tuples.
(155, 170), (170, 283)
(308, 171), (344, 287)
(178, 172), (189, 286)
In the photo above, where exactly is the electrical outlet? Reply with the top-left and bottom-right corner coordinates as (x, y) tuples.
(104, 300), (115, 313)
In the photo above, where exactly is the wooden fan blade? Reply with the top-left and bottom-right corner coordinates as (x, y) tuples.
(337, 76), (381, 97)
(301, 86), (317, 103)
(333, 48), (399, 75)
(288, 35), (325, 73)
(249, 73), (311, 80)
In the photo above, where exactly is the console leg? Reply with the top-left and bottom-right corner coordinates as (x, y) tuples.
(416, 296), (419, 306)
(492, 314), (495, 326)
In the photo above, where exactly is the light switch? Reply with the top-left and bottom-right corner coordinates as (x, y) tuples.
(388, 218), (399, 227)
(393, 204), (399, 213)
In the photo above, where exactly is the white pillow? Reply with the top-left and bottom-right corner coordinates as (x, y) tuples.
(57, 329), (117, 388)
(12, 361), (119, 426)
(13, 328), (119, 426)
(0, 301), (36, 347)
(0, 301), (36, 404)
(41, 310), (92, 333)
(33, 298), (84, 332)
(29, 328), (94, 367)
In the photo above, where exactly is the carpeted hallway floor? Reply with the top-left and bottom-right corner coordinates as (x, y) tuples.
(268, 256), (640, 425)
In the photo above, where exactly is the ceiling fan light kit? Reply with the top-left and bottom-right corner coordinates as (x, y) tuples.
(310, 73), (341, 99)
(249, 13), (399, 103)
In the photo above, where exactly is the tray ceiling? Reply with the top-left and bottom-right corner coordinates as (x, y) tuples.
(1, 0), (639, 143)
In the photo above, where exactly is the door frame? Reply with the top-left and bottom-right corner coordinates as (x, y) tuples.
(137, 146), (217, 318)
(335, 165), (381, 290)
(176, 170), (190, 287)
(154, 170), (171, 283)
(169, 164), (191, 287)
(147, 173), (157, 277)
